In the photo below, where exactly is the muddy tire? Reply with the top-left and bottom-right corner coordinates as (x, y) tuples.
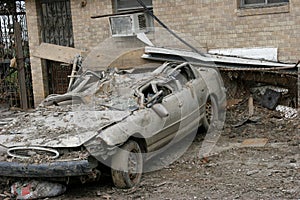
(202, 95), (218, 131)
(111, 140), (143, 189)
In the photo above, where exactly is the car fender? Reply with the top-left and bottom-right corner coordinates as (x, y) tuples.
(97, 108), (166, 147)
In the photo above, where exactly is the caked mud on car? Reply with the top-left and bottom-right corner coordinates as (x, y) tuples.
(0, 62), (225, 188)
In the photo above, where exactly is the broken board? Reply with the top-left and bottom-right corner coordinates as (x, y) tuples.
(240, 138), (268, 147)
(32, 43), (85, 64)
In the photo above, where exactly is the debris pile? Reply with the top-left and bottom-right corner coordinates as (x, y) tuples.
(275, 105), (298, 119)
(11, 180), (66, 200)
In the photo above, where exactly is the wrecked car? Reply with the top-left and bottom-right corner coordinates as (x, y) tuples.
(0, 62), (225, 188)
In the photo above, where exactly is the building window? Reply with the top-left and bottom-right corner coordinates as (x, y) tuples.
(113, 0), (152, 13)
(241, 0), (289, 7)
(40, 0), (74, 47)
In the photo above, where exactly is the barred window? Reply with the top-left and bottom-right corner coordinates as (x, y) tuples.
(241, 0), (289, 7)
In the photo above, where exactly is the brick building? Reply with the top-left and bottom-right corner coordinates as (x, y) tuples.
(24, 0), (299, 105)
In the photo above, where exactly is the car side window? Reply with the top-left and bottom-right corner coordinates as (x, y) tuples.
(178, 65), (196, 83)
(170, 64), (196, 86)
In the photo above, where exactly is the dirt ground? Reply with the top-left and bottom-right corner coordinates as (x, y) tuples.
(0, 100), (299, 200)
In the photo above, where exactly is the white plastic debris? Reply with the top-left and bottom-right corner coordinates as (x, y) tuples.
(11, 180), (66, 200)
(251, 85), (289, 96)
(275, 105), (298, 119)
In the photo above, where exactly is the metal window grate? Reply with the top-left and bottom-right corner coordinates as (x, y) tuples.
(40, 0), (74, 95)
(0, 1), (34, 108)
(40, 0), (74, 47)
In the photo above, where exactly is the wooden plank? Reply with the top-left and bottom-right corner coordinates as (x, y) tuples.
(240, 138), (268, 147)
(32, 43), (84, 64)
(15, 22), (28, 110)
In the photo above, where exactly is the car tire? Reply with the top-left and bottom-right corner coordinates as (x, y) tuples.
(202, 95), (218, 131)
(111, 140), (143, 189)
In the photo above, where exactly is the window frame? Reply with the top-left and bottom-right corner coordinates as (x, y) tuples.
(240, 0), (289, 8)
(113, 0), (153, 13)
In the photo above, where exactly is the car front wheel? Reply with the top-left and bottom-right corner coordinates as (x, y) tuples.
(111, 140), (143, 188)
(203, 95), (218, 131)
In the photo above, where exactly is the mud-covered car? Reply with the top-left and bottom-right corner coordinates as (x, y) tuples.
(0, 62), (225, 188)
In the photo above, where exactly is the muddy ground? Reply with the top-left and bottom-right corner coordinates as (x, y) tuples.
(0, 100), (299, 200)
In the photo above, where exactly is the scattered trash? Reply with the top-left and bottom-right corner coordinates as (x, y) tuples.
(248, 95), (254, 116)
(246, 170), (260, 176)
(226, 99), (243, 109)
(240, 138), (268, 148)
(200, 157), (210, 164)
(250, 85), (289, 96)
(232, 116), (261, 128)
(11, 180), (66, 200)
(261, 89), (281, 110)
(101, 194), (112, 200)
(153, 181), (167, 188)
(0, 191), (11, 199)
(275, 105), (298, 119)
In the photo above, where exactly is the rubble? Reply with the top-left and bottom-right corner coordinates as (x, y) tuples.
(11, 180), (66, 199)
(275, 105), (298, 119)
(261, 89), (281, 110)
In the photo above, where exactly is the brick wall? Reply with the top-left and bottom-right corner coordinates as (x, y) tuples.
(70, 0), (300, 63)
(26, 0), (48, 106)
(26, 0), (114, 106)
(26, 0), (299, 105)
(153, 0), (300, 63)
(71, 0), (112, 51)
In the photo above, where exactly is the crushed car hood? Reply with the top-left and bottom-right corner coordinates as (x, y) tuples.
(0, 107), (130, 148)
(0, 70), (151, 149)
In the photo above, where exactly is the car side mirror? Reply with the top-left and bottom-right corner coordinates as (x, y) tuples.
(152, 103), (169, 118)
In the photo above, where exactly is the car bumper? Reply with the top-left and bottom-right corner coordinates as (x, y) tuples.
(0, 160), (93, 178)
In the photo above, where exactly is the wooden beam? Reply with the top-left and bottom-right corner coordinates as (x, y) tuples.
(15, 22), (28, 110)
(32, 43), (85, 64)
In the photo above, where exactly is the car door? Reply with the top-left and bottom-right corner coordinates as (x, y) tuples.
(145, 82), (182, 152)
(172, 64), (203, 139)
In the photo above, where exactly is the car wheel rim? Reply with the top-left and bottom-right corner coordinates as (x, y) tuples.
(128, 150), (139, 181)
(206, 98), (213, 125)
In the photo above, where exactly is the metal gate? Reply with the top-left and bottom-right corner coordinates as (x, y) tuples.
(40, 0), (74, 94)
(0, 1), (34, 108)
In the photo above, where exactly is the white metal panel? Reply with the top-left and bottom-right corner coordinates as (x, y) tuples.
(208, 47), (278, 62)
